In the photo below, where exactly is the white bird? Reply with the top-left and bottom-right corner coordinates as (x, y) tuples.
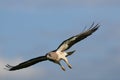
(5, 23), (100, 71)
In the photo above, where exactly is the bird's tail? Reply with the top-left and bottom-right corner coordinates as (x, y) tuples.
(66, 50), (76, 57)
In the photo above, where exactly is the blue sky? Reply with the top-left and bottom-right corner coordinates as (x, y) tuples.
(0, 0), (120, 80)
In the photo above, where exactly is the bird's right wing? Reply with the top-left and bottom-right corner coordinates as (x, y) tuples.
(5, 56), (47, 71)
(56, 23), (100, 52)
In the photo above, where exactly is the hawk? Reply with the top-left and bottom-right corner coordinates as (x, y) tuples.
(5, 23), (100, 71)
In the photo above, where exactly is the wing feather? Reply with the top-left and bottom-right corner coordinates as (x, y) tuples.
(5, 56), (47, 71)
(57, 23), (100, 51)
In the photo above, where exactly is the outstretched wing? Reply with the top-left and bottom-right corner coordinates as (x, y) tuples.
(56, 23), (100, 52)
(5, 56), (47, 71)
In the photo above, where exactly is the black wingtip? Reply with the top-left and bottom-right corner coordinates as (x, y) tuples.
(5, 64), (13, 71)
(5, 64), (17, 71)
(89, 23), (100, 32)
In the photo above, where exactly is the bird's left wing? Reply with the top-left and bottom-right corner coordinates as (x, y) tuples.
(56, 23), (100, 52)
(5, 56), (47, 71)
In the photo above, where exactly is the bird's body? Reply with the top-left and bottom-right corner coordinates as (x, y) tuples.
(5, 23), (100, 71)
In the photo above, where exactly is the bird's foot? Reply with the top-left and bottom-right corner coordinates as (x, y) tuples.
(68, 64), (72, 69)
(61, 66), (66, 71)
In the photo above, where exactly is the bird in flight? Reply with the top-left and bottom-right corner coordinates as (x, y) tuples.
(5, 23), (100, 71)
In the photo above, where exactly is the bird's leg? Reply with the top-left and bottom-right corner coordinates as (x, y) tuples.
(62, 57), (72, 69)
(58, 62), (66, 71)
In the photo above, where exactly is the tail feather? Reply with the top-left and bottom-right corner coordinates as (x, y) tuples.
(66, 50), (76, 57)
